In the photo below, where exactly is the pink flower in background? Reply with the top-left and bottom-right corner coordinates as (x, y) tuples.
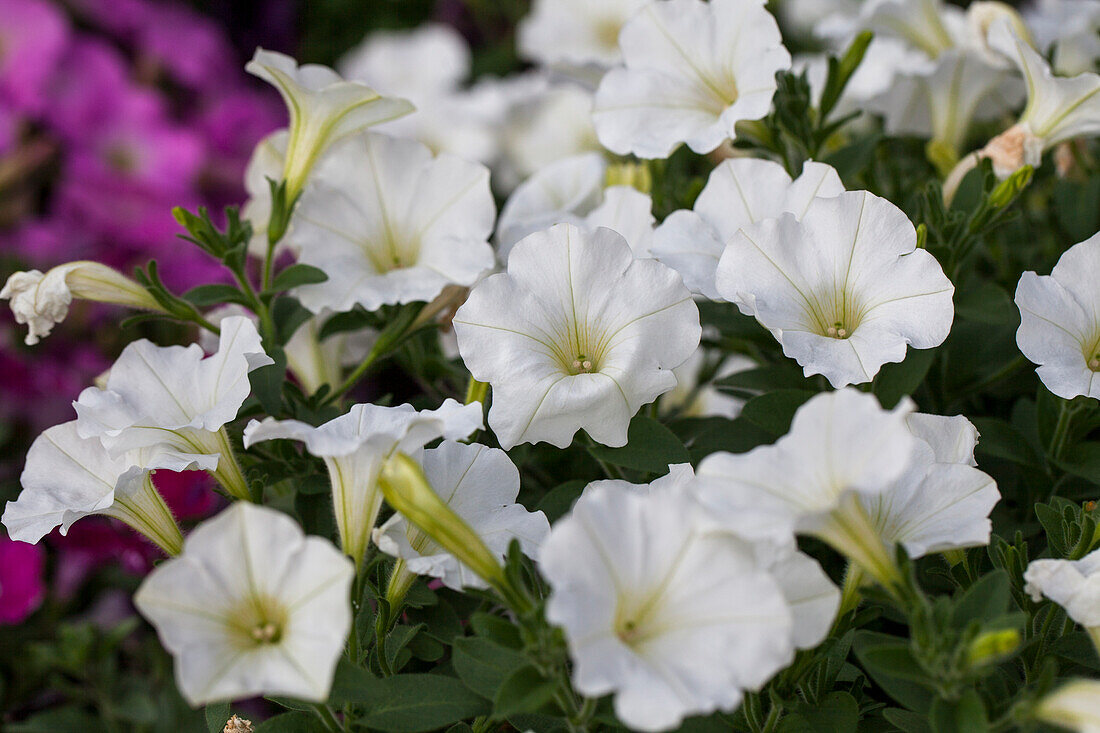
(134, 3), (237, 90)
(0, 535), (46, 624)
(0, 0), (71, 114)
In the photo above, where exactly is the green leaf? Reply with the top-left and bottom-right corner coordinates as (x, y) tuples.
(954, 282), (1018, 326)
(883, 708), (932, 733)
(740, 390), (816, 437)
(930, 689), (989, 733)
(470, 613), (523, 649)
(254, 712), (327, 732)
(206, 703), (232, 733)
(356, 674), (490, 732)
(536, 480), (587, 522)
(588, 415), (690, 474)
(385, 624), (425, 672)
(492, 666), (559, 717)
(7, 707), (104, 733)
(183, 284), (252, 308)
(327, 657), (377, 706)
(971, 418), (1041, 468)
(452, 636), (529, 700)
(713, 363), (809, 397)
(1057, 441), (1100, 487)
(271, 263), (329, 291)
(249, 347), (287, 415)
(777, 691), (859, 733)
(1051, 631), (1100, 671)
(874, 348), (936, 408)
(851, 631), (936, 713)
(951, 570), (1011, 627)
(672, 416), (773, 461)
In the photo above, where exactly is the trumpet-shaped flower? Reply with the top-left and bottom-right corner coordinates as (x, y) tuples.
(1015, 232), (1100, 399)
(453, 223), (700, 449)
(1034, 679), (1100, 732)
(664, 348), (754, 419)
(540, 480), (796, 732)
(652, 159), (845, 300)
(1024, 550), (1100, 638)
(373, 441), (550, 590)
(715, 191), (955, 387)
(134, 502), (354, 705)
(2, 421), (207, 555)
(240, 130), (288, 257)
(73, 316), (273, 501)
(496, 153), (653, 259)
(288, 132), (495, 313)
(499, 81), (600, 186)
(517, 0), (647, 69)
(592, 0), (791, 159)
(695, 389), (919, 587)
(2, 261), (166, 345)
(981, 22), (1100, 176)
(243, 399), (482, 568)
(1025, 0), (1100, 76)
(245, 49), (413, 199)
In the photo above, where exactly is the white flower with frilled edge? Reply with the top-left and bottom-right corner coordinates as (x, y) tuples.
(1025, 549), (1100, 647)
(1034, 679), (1100, 733)
(2, 421), (210, 556)
(517, 0), (647, 70)
(73, 316), (273, 501)
(245, 48), (414, 199)
(1015, 232), (1100, 400)
(652, 158), (845, 300)
(243, 400), (482, 568)
(2, 261), (166, 345)
(584, 463), (841, 649)
(539, 479), (797, 732)
(695, 389), (920, 588)
(373, 441), (550, 591)
(453, 223), (700, 449)
(863, 412), (1000, 558)
(979, 22), (1100, 176)
(496, 153), (654, 259)
(715, 190), (955, 388)
(134, 502), (354, 705)
(287, 131), (495, 314)
(592, 0), (791, 159)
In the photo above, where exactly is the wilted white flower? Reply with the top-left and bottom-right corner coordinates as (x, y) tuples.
(245, 48), (413, 199)
(287, 131), (495, 314)
(243, 399), (482, 568)
(2, 421), (209, 555)
(517, 0), (647, 70)
(2, 261), (165, 345)
(1015, 232), (1100, 399)
(496, 153), (654, 259)
(864, 412), (1000, 558)
(540, 480), (796, 732)
(715, 190), (955, 388)
(1025, 550), (1100, 636)
(980, 22), (1100, 176)
(73, 316), (273, 501)
(338, 24), (501, 165)
(593, 0), (791, 159)
(374, 441), (550, 590)
(695, 389), (919, 587)
(134, 502), (354, 705)
(652, 158), (845, 300)
(1034, 679), (1100, 732)
(453, 223), (700, 449)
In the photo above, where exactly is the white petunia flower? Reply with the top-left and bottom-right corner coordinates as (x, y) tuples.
(373, 441), (550, 591)
(134, 502), (354, 705)
(338, 24), (501, 165)
(241, 130), (288, 257)
(858, 0), (967, 60)
(862, 412), (1000, 559)
(453, 223), (700, 449)
(980, 22), (1100, 176)
(517, 0), (647, 70)
(1034, 679), (1100, 733)
(652, 158), (845, 300)
(664, 348), (755, 419)
(2, 421), (209, 555)
(1015, 232), (1100, 400)
(245, 48), (414, 199)
(695, 389), (919, 587)
(243, 399), (482, 568)
(593, 0), (791, 159)
(715, 190), (955, 388)
(499, 81), (600, 187)
(73, 316), (273, 501)
(1024, 550), (1100, 640)
(495, 153), (654, 259)
(2, 261), (165, 345)
(1025, 0), (1100, 76)
(540, 481), (796, 732)
(287, 131), (495, 314)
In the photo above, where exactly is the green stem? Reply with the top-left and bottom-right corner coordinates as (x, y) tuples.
(1049, 398), (1077, 463)
(583, 434), (623, 480)
(310, 703), (343, 732)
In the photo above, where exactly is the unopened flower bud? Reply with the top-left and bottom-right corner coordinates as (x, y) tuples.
(1, 262), (166, 345)
(966, 628), (1021, 666)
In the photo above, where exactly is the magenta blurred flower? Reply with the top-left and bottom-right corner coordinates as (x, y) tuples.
(0, 535), (46, 624)
(43, 39), (147, 142)
(134, 3), (237, 89)
(0, 336), (107, 434)
(0, 0), (71, 114)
